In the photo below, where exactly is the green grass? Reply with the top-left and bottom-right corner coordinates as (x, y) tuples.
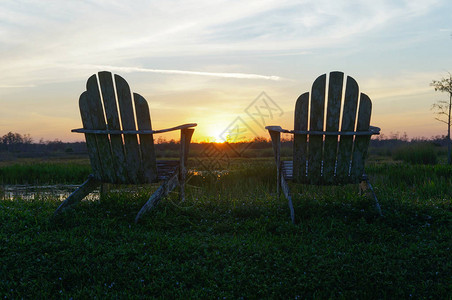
(0, 160), (91, 184)
(0, 160), (451, 298)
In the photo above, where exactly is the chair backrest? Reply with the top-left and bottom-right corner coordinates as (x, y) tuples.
(79, 71), (157, 184)
(293, 71), (373, 185)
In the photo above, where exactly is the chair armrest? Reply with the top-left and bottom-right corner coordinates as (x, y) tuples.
(369, 126), (380, 135)
(265, 126), (291, 133)
(266, 126), (283, 165)
(266, 125), (380, 136)
(153, 123), (197, 134)
(72, 123), (197, 135)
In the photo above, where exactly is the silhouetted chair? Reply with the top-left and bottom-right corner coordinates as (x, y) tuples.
(54, 71), (197, 222)
(266, 71), (381, 223)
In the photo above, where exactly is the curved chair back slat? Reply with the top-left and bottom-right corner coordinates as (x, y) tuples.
(293, 71), (373, 185)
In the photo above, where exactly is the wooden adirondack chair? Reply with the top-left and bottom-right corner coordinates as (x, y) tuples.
(53, 71), (197, 223)
(266, 71), (381, 223)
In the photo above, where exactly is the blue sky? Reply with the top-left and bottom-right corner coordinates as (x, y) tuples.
(0, 0), (451, 142)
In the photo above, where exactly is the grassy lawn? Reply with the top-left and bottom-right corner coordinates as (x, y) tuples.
(0, 159), (451, 298)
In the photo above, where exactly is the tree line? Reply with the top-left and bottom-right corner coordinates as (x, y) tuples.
(0, 132), (86, 156)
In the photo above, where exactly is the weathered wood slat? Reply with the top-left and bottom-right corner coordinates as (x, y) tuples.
(282, 162), (293, 168)
(98, 71), (127, 183)
(336, 76), (359, 183)
(156, 160), (179, 171)
(157, 166), (179, 180)
(134, 93), (158, 183)
(85, 75), (116, 183)
(156, 161), (179, 166)
(114, 74), (142, 183)
(350, 93), (372, 181)
(282, 162), (293, 180)
(79, 92), (103, 180)
(293, 92), (309, 183)
(307, 74), (326, 184)
(283, 173), (293, 180)
(323, 71), (344, 183)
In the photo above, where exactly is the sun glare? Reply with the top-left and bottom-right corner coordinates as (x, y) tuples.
(203, 122), (230, 143)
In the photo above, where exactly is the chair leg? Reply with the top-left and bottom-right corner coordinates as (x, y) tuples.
(288, 195), (295, 224)
(360, 179), (383, 216)
(277, 163), (282, 200)
(53, 175), (100, 216)
(281, 175), (295, 223)
(179, 167), (186, 202)
(100, 183), (111, 200)
(135, 172), (179, 223)
(179, 128), (194, 202)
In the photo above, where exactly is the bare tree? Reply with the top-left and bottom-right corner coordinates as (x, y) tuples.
(431, 72), (452, 164)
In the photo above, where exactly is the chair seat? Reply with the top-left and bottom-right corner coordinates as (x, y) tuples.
(156, 160), (180, 181)
(281, 161), (294, 181)
(281, 160), (367, 185)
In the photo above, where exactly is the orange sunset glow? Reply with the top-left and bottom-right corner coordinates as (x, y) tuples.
(0, 1), (450, 143)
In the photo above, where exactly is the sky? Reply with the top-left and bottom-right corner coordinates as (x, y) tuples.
(0, 0), (451, 143)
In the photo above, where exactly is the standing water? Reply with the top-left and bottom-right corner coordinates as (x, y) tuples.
(0, 185), (99, 201)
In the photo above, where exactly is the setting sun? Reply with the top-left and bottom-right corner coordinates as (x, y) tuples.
(205, 126), (223, 142)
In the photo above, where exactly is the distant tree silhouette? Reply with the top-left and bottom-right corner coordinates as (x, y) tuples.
(2, 132), (26, 145)
(431, 72), (452, 164)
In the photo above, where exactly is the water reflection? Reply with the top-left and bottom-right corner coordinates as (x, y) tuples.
(190, 169), (229, 178)
(0, 170), (230, 201)
(0, 184), (99, 201)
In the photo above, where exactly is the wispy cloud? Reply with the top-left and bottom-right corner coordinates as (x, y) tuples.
(0, 0), (443, 61)
(72, 64), (283, 81)
(0, 85), (36, 88)
(361, 71), (440, 100)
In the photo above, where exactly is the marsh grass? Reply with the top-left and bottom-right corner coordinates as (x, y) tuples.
(0, 162), (91, 184)
(0, 159), (451, 298)
(393, 143), (439, 165)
